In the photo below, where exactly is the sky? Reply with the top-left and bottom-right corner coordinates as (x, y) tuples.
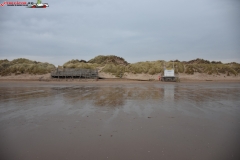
(0, 0), (239, 66)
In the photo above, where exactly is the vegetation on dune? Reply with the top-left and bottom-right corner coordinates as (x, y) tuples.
(0, 58), (56, 76)
(63, 57), (240, 77)
(100, 58), (240, 77)
(63, 59), (101, 69)
(101, 60), (184, 77)
(63, 56), (129, 77)
(63, 62), (100, 69)
(184, 63), (239, 75)
(63, 59), (87, 64)
(125, 61), (164, 75)
(88, 55), (128, 65)
(100, 61), (163, 77)
(102, 64), (126, 77)
(184, 58), (211, 64)
(1, 56), (239, 77)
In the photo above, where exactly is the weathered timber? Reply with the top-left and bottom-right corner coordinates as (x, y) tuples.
(51, 68), (98, 79)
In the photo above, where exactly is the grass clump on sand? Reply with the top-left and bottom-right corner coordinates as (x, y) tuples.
(0, 58), (56, 76)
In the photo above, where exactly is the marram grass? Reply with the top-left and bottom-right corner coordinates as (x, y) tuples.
(1, 57), (239, 77)
(63, 57), (240, 77)
(0, 58), (56, 76)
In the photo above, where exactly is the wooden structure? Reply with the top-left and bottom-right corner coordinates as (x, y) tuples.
(51, 68), (98, 79)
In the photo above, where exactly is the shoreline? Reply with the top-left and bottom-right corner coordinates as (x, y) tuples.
(0, 72), (240, 83)
(0, 78), (239, 84)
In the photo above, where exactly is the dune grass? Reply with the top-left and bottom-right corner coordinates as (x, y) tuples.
(125, 61), (164, 75)
(88, 55), (128, 65)
(100, 61), (239, 77)
(101, 64), (126, 77)
(184, 63), (239, 75)
(1, 56), (239, 77)
(63, 59), (101, 69)
(0, 58), (56, 76)
(102, 61), (172, 76)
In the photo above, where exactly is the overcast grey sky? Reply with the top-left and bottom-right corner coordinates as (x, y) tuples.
(0, 0), (239, 66)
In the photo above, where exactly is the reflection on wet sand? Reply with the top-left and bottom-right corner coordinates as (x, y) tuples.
(1, 83), (239, 122)
(0, 87), (52, 102)
(60, 86), (165, 108)
(1, 83), (239, 112)
(0, 82), (240, 160)
(164, 85), (175, 100)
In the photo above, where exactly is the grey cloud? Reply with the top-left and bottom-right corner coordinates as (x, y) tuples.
(0, 0), (239, 65)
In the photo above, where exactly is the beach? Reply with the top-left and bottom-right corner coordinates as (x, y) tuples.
(0, 81), (240, 160)
(0, 72), (240, 82)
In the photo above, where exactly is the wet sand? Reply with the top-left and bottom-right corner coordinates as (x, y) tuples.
(0, 81), (240, 160)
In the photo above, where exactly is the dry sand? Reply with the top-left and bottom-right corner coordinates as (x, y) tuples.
(1, 72), (239, 82)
